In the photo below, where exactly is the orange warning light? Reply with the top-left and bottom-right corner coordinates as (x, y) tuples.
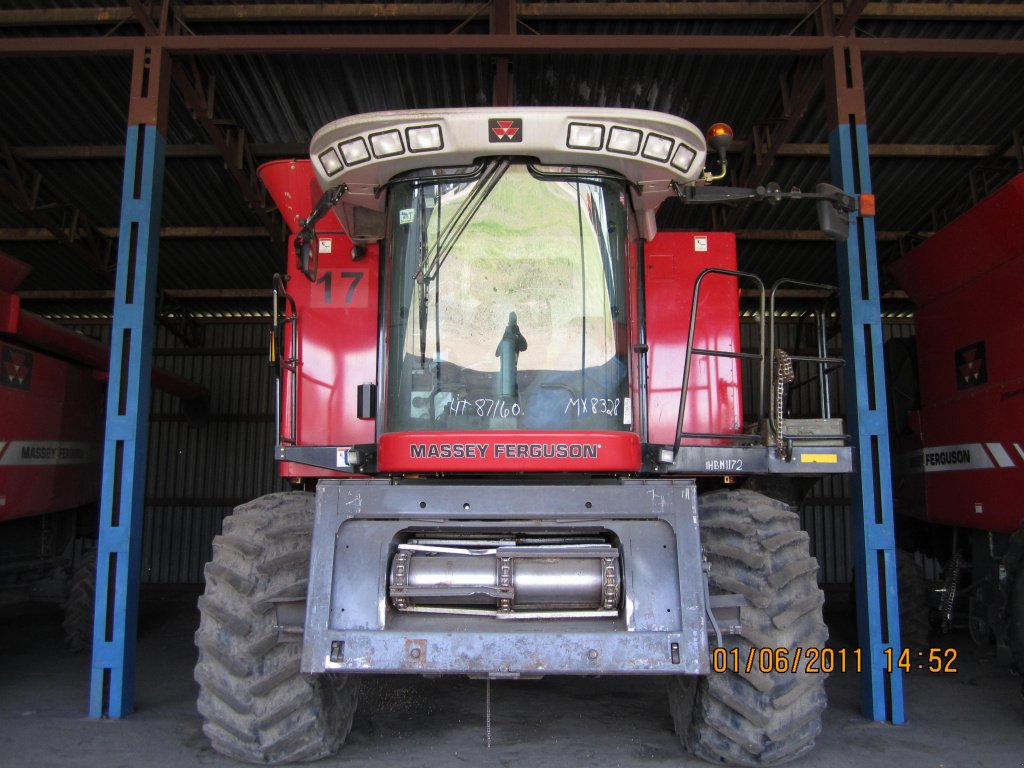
(706, 123), (734, 142)
(859, 194), (876, 216)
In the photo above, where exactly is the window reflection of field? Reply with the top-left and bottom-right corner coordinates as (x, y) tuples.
(415, 166), (616, 373)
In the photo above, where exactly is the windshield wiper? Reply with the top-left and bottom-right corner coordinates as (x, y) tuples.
(413, 158), (510, 286)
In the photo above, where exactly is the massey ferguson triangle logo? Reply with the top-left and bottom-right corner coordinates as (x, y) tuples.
(489, 118), (522, 142)
(955, 340), (987, 390)
(1, 346), (32, 390)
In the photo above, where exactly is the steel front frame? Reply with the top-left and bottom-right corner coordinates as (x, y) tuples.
(303, 479), (709, 676)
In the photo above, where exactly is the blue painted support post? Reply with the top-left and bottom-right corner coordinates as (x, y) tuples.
(826, 42), (905, 724)
(89, 46), (169, 719)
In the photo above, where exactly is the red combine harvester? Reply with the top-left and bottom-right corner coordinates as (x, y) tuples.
(888, 173), (1024, 675)
(0, 251), (203, 648)
(193, 107), (863, 766)
(1, 252), (105, 648)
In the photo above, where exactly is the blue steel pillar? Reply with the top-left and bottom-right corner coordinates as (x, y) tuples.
(825, 42), (905, 723)
(90, 45), (170, 718)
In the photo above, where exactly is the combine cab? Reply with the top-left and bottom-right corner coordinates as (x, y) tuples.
(194, 107), (857, 766)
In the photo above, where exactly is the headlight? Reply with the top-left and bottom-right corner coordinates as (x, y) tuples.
(607, 126), (642, 155)
(318, 147), (343, 175)
(406, 124), (443, 152)
(339, 138), (370, 166)
(567, 122), (605, 150)
(370, 130), (405, 158)
(670, 143), (697, 173)
(642, 134), (673, 162)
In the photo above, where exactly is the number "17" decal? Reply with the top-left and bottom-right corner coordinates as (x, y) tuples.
(314, 270), (366, 307)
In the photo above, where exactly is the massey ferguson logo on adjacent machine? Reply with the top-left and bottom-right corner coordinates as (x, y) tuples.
(489, 118), (522, 142)
(1, 346), (32, 390)
(955, 340), (987, 390)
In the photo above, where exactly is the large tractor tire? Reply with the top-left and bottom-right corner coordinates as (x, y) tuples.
(62, 547), (96, 652)
(1011, 566), (1024, 683)
(669, 489), (828, 766)
(896, 549), (931, 651)
(194, 492), (358, 764)
(1007, 523), (1024, 685)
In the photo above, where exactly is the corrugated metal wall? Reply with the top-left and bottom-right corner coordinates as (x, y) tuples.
(71, 322), (286, 584)
(741, 316), (916, 584)
(144, 322), (287, 584)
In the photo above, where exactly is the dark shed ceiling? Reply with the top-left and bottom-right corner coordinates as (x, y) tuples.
(1, 2), (1023, 319)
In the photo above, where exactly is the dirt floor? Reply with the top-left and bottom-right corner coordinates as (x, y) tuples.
(1, 596), (1022, 768)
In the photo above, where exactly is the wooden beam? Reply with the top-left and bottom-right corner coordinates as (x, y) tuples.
(834, 0), (871, 37)
(735, 230), (916, 242)
(3, 33), (1024, 59)
(18, 288), (271, 300)
(2, 3), (1023, 26)
(740, 287), (908, 299)
(10, 143), (305, 160)
(0, 226), (267, 241)
(8, 142), (1014, 162)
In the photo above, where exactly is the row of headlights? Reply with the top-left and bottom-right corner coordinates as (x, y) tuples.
(318, 120), (699, 178)
(319, 124), (444, 176)
(565, 122), (699, 174)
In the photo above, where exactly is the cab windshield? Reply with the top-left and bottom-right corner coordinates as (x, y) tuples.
(385, 162), (630, 433)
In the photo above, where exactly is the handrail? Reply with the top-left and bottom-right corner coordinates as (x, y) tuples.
(767, 278), (845, 450)
(272, 274), (299, 448)
(674, 268), (766, 456)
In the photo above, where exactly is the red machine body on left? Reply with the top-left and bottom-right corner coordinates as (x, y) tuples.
(0, 251), (104, 648)
(0, 250), (204, 648)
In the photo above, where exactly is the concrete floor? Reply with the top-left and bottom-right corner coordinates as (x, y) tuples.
(1, 597), (1022, 768)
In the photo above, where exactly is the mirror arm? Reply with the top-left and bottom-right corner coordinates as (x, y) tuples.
(674, 181), (869, 242)
(294, 184), (346, 282)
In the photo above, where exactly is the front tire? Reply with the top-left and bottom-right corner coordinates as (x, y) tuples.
(194, 492), (358, 764)
(669, 489), (828, 766)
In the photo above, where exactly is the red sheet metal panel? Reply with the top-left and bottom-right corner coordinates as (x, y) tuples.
(0, 251), (32, 294)
(644, 231), (742, 446)
(891, 173), (1024, 533)
(280, 233), (380, 472)
(261, 160), (380, 477)
(0, 341), (103, 521)
(259, 159), (344, 235)
(891, 173), (1024, 307)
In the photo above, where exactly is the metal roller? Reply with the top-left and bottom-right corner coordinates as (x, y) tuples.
(389, 539), (621, 618)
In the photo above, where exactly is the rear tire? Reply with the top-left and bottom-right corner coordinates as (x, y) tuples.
(62, 547), (96, 652)
(1007, 523), (1024, 688)
(669, 489), (828, 766)
(1011, 566), (1024, 681)
(194, 492), (358, 764)
(896, 549), (931, 651)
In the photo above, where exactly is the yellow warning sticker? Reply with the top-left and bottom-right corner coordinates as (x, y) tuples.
(800, 453), (838, 464)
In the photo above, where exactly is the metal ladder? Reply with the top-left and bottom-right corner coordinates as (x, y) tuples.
(272, 273), (299, 450)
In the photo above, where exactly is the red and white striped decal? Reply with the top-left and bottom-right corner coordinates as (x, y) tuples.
(909, 442), (1023, 473)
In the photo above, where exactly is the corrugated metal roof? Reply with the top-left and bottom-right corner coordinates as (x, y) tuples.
(1, 3), (1022, 318)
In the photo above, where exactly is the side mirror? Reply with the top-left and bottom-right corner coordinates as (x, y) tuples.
(815, 183), (851, 241)
(296, 233), (319, 281)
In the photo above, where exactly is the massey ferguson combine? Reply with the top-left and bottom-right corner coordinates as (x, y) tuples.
(0, 252), (203, 648)
(194, 107), (861, 766)
(0, 252), (104, 649)
(887, 173), (1024, 674)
